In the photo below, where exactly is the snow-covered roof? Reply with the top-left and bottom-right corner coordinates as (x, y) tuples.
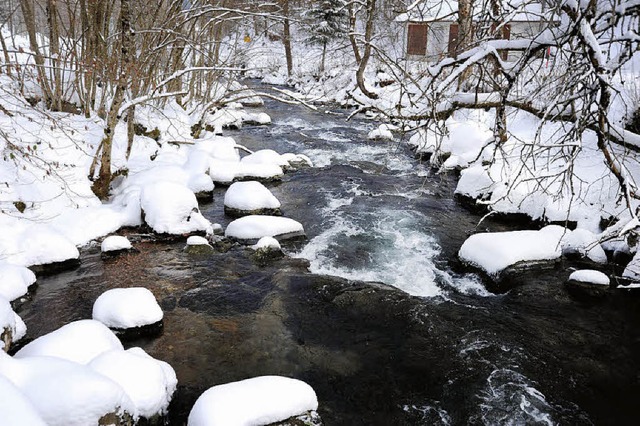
(397, 0), (547, 23)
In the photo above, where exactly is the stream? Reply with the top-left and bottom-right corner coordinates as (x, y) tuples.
(16, 95), (640, 425)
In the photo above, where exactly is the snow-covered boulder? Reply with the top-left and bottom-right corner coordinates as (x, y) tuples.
(241, 149), (289, 168)
(367, 124), (394, 141)
(0, 374), (47, 426)
(561, 228), (607, 263)
(281, 153), (313, 169)
(0, 263), (36, 302)
(93, 288), (163, 331)
(224, 181), (281, 217)
(1, 296), (26, 352)
(225, 215), (305, 242)
(251, 236), (284, 264)
(184, 235), (214, 255)
(0, 352), (136, 426)
(459, 225), (566, 278)
(622, 251), (640, 282)
(235, 163), (284, 182)
(242, 112), (271, 125)
(140, 181), (211, 234)
(101, 235), (135, 258)
(566, 269), (611, 298)
(15, 319), (123, 364)
(89, 347), (177, 419)
(187, 376), (319, 426)
(16, 224), (80, 269)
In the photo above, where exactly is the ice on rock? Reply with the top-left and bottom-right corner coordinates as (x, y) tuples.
(89, 347), (177, 418)
(187, 375), (318, 426)
(15, 319), (123, 364)
(224, 181), (281, 213)
(0, 263), (36, 302)
(0, 374), (47, 426)
(101, 235), (133, 253)
(225, 215), (304, 241)
(93, 287), (163, 329)
(459, 225), (566, 277)
(241, 149), (289, 168)
(0, 352), (136, 426)
(568, 270), (610, 286)
(140, 181), (211, 234)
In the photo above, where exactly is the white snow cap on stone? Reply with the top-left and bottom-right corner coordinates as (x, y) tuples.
(0, 352), (136, 426)
(187, 375), (318, 426)
(251, 236), (281, 251)
(101, 235), (133, 253)
(15, 319), (123, 364)
(93, 287), (163, 329)
(12, 224), (80, 267)
(561, 228), (607, 263)
(367, 124), (394, 141)
(0, 263), (36, 302)
(0, 374), (47, 426)
(459, 225), (566, 276)
(241, 149), (289, 167)
(224, 181), (281, 211)
(140, 181), (211, 234)
(187, 235), (211, 246)
(89, 347), (177, 418)
(225, 215), (304, 241)
(568, 270), (610, 286)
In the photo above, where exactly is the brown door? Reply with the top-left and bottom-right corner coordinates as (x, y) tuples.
(407, 23), (428, 56)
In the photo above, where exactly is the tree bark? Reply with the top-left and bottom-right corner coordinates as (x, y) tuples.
(20, 0), (54, 105)
(348, 3), (361, 65)
(47, 0), (62, 111)
(282, 0), (293, 77)
(356, 0), (378, 99)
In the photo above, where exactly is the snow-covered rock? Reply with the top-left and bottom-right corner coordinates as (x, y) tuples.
(0, 374), (47, 426)
(0, 263), (36, 302)
(368, 124), (395, 141)
(235, 163), (284, 181)
(225, 215), (305, 242)
(187, 376), (318, 426)
(623, 251), (640, 282)
(561, 228), (607, 263)
(251, 236), (281, 251)
(459, 225), (566, 277)
(184, 235), (214, 254)
(140, 181), (211, 234)
(13, 224), (80, 268)
(568, 270), (610, 286)
(15, 319), (123, 364)
(455, 165), (495, 199)
(251, 237), (284, 264)
(101, 235), (133, 253)
(281, 153), (313, 168)
(242, 112), (271, 125)
(93, 288), (163, 330)
(224, 181), (281, 216)
(0, 352), (136, 426)
(241, 149), (289, 168)
(89, 347), (177, 419)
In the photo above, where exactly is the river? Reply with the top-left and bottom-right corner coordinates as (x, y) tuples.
(16, 95), (640, 425)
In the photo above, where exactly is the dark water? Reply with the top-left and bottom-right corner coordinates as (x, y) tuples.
(16, 95), (640, 425)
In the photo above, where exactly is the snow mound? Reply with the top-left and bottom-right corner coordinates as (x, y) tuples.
(368, 124), (394, 141)
(93, 288), (163, 329)
(9, 224), (79, 267)
(0, 374), (47, 426)
(242, 112), (271, 125)
(89, 347), (177, 418)
(241, 149), (289, 168)
(225, 215), (304, 241)
(622, 251), (640, 281)
(101, 235), (133, 253)
(455, 165), (495, 199)
(224, 181), (281, 212)
(140, 182), (211, 234)
(187, 236), (210, 246)
(15, 319), (123, 364)
(187, 375), (318, 426)
(0, 352), (136, 426)
(252, 237), (281, 251)
(568, 270), (610, 286)
(561, 229), (607, 263)
(236, 162), (284, 181)
(281, 152), (314, 168)
(0, 263), (36, 301)
(459, 225), (566, 277)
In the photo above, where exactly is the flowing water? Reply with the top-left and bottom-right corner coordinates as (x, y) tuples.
(15, 94), (640, 425)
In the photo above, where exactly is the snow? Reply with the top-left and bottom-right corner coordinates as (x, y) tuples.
(187, 376), (318, 426)
(187, 235), (211, 246)
(235, 162), (284, 181)
(241, 149), (290, 168)
(92, 288), (163, 329)
(0, 263), (36, 302)
(101, 235), (133, 253)
(568, 270), (610, 286)
(251, 237), (282, 251)
(15, 319), (124, 364)
(225, 215), (305, 241)
(140, 181), (211, 234)
(459, 225), (566, 276)
(561, 229), (607, 263)
(622, 251), (640, 281)
(0, 222), (80, 267)
(0, 352), (137, 426)
(89, 347), (177, 418)
(0, 374), (47, 426)
(367, 124), (394, 141)
(224, 181), (281, 212)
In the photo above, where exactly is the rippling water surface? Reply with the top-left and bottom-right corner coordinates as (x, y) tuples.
(17, 91), (640, 425)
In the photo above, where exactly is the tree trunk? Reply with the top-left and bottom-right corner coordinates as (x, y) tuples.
(457, 0), (474, 89)
(47, 0), (62, 111)
(282, 0), (293, 77)
(20, 0), (54, 105)
(348, 4), (361, 65)
(320, 41), (326, 74)
(356, 0), (378, 99)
